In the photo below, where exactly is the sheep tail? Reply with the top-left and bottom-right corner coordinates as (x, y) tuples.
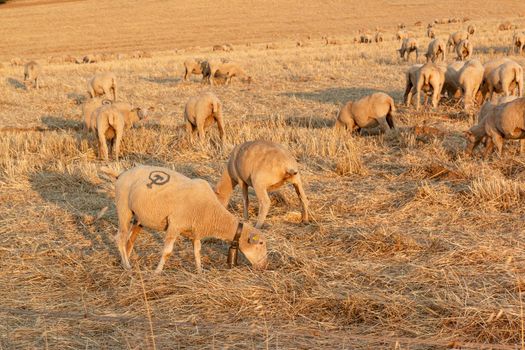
(99, 166), (121, 180)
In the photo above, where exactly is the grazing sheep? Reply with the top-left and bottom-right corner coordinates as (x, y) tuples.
(442, 61), (466, 99)
(335, 92), (396, 133)
(499, 21), (517, 31)
(213, 44), (233, 52)
(458, 59), (484, 110)
(427, 27), (436, 39)
(398, 38), (419, 62)
(513, 32), (525, 54)
(183, 58), (207, 81)
(323, 37), (341, 45)
(82, 97), (112, 131)
(467, 24), (476, 35)
(23, 61), (41, 89)
(360, 34), (373, 43)
(10, 57), (24, 66)
(112, 102), (154, 129)
(414, 21), (422, 26)
(396, 30), (408, 41)
(425, 38), (446, 62)
(105, 165), (268, 273)
(404, 64), (424, 105)
(374, 32), (384, 43)
(482, 60), (523, 101)
(483, 97), (525, 158)
(215, 140), (308, 229)
(184, 92), (224, 143)
(83, 54), (100, 64)
(464, 96), (518, 156)
(406, 62), (445, 110)
(398, 23), (406, 29)
(447, 31), (470, 52)
(213, 63), (252, 85)
(87, 72), (117, 101)
(455, 39), (473, 61)
(63, 55), (77, 63)
(94, 105), (125, 161)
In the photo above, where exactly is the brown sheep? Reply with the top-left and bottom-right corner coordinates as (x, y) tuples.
(398, 38), (419, 62)
(184, 92), (224, 143)
(335, 92), (396, 133)
(104, 165), (268, 273)
(425, 38), (446, 62)
(215, 140), (309, 229)
(360, 34), (373, 43)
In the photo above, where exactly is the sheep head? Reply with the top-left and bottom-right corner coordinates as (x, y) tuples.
(239, 224), (268, 270)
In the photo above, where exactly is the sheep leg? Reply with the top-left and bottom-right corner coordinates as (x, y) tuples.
(116, 209), (133, 269)
(197, 124), (206, 143)
(98, 131), (109, 161)
(126, 223), (142, 257)
(216, 118), (225, 143)
(292, 176), (309, 224)
(253, 184), (271, 229)
(483, 137), (495, 159)
(155, 224), (180, 273)
(493, 134), (505, 158)
(185, 122), (195, 142)
(114, 126), (123, 161)
(193, 239), (202, 273)
(241, 182), (250, 220)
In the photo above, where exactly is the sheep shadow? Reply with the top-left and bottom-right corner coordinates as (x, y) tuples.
(29, 170), (116, 254)
(139, 76), (181, 85)
(41, 115), (83, 131)
(7, 77), (26, 90)
(476, 45), (512, 55)
(281, 87), (401, 105)
(284, 115), (334, 129)
(67, 92), (87, 105)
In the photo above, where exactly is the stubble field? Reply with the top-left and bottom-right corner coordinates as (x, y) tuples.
(1, 0), (525, 349)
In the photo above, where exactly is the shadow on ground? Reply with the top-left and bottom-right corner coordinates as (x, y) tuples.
(7, 77), (26, 90)
(41, 115), (83, 131)
(281, 87), (401, 105)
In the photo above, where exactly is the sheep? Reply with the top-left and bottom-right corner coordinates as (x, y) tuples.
(213, 44), (233, 52)
(323, 37), (341, 45)
(414, 21), (422, 26)
(87, 72), (117, 101)
(184, 92), (224, 143)
(425, 38), (446, 62)
(87, 101), (152, 133)
(482, 60), (523, 102)
(215, 140), (308, 229)
(360, 34), (373, 43)
(457, 59), (484, 111)
(374, 32), (384, 43)
(455, 39), (473, 61)
(82, 54), (100, 64)
(183, 58), (208, 81)
(335, 92), (396, 133)
(442, 61), (465, 99)
(467, 24), (476, 35)
(427, 27), (436, 39)
(82, 97), (112, 131)
(499, 21), (517, 31)
(23, 61), (41, 89)
(212, 62), (252, 85)
(404, 64), (423, 105)
(398, 37), (419, 62)
(447, 31), (470, 52)
(104, 165), (268, 273)
(405, 62), (445, 110)
(483, 97), (525, 158)
(94, 105), (125, 161)
(396, 30), (408, 41)
(513, 32), (525, 54)
(464, 96), (518, 156)
(10, 57), (24, 66)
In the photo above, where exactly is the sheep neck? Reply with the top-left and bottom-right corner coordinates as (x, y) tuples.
(194, 205), (239, 242)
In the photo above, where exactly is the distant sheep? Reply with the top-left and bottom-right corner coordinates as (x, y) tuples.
(87, 72), (117, 101)
(183, 58), (208, 81)
(215, 140), (309, 229)
(105, 165), (268, 273)
(323, 37), (341, 45)
(374, 32), (384, 43)
(425, 38), (446, 62)
(499, 21), (517, 31)
(184, 92), (224, 143)
(335, 92), (395, 133)
(212, 62), (252, 85)
(455, 39), (473, 61)
(447, 31), (470, 52)
(398, 38), (419, 62)
(213, 44), (233, 52)
(513, 32), (525, 54)
(11, 57), (24, 66)
(360, 34), (373, 43)
(427, 27), (436, 39)
(23, 61), (41, 89)
(467, 24), (476, 35)
(83, 54), (100, 64)
(396, 30), (408, 41)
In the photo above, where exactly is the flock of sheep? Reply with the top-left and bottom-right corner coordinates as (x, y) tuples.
(14, 20), (525, 273)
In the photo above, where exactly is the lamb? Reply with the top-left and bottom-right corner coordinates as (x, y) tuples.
(464, 96), (518, 156)
(447, 31), (469, 52)
(455, 39), (473, 61)
(467, 24), (476, 35)
(212, 63), (252, 85)
(104, 165), (267, 273)
(425, 38), (446, 62)
(405, 62), (445, 110)
(215, 140), (309, 229)
(457, 59), (484, 110)
(335, 92), (396, 133)
(23, 61), (41, 89)
(94, 105), (125, 161)
(183, 58), (208, 81)
(483, 97), (525, 158)
(87, 72), (117, 101)
(513, 32), (525, 54)
(184, 92), (224, 143)
(482, 60), (523, 101)
(398, 38), (419, 62)
(82, 97), (112, 131)
(442, 61), (465, 99)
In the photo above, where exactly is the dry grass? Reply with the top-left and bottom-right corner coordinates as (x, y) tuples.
(1, 1), (525, 349)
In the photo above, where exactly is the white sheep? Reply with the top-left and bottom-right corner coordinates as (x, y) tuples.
(183, 59), (207, 81)
(82, 97), (112, 131)
(184, 92), (224, 143)
(94, 105), (125, 161)
(513, 32), (525, 54)
(398, 38), (419, 62)
(425, 38), (446, 62)
(455, 39), (473, 61)
(215, 140), (309, 229)
(213, 63), (252, 85)
(447, 31), (469, 52)
(335, 92), (396, 132)
(484, 97), (525, 158)
(405, 62), (445, 110)
(481, 60), (523, 101)
(23, 61), (41, 89)
(87, 72), (117, 101)
(467, 24), (476, 36)
(87, 101), (153, 132)
(442, 61), (466, 100)
(102, 165), (268, 273)
(457, 59), (484, 110)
